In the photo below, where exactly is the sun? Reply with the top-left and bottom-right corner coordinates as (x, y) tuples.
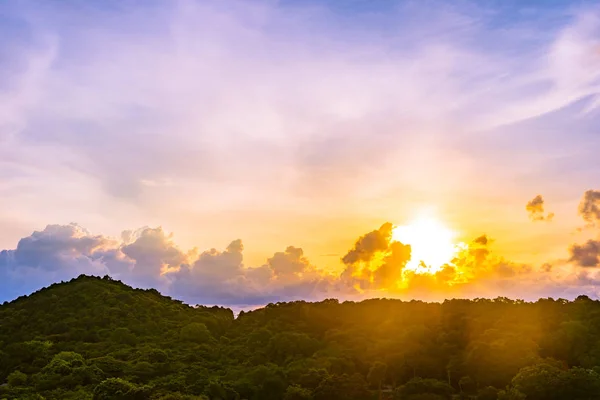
(392, 214), (461, 274)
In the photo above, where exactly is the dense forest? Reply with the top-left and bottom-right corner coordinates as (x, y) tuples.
(2, 276), (600, 399)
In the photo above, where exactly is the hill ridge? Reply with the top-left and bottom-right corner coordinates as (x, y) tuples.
(2, 275), (600, 400)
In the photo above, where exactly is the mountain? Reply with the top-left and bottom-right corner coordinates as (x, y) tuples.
(2, 276), (600, 400)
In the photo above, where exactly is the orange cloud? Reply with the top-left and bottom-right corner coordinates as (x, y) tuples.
(526, 195), (554, 222)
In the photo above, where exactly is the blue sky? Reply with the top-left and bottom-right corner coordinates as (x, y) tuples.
(1, 0), (600, 306)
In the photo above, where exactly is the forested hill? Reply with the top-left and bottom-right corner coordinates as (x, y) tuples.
(2, 276), (600, 400)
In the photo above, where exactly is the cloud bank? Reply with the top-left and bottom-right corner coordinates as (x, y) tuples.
(0, 224), (339, 306)
(3, 189), (600, 307)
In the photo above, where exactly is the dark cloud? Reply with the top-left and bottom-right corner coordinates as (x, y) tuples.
(526, 195), (554, 222)
(569, 239), (600, 267)
(579, 190), (600, 226)
(473, 234), (489, 246)
(341, 222), (393, 265)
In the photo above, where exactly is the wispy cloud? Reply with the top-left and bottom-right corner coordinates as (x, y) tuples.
(1, 1), (600, 291)
(1, 1), (598, 205)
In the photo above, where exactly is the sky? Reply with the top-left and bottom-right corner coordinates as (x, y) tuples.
(1, 0), (600, 307)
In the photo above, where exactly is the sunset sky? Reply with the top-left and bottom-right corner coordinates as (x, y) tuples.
(1, 0), (600, 307)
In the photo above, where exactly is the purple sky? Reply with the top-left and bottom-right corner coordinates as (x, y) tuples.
(1, 0), (600, 307)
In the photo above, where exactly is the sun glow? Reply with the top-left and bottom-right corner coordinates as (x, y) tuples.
(392, 215), (462, 274)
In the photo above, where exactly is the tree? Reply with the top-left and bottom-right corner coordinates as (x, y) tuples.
(89, 356), (127, 378)
(204, 379), (239, 400)
(476, 386), (499, 400)
(111, 328), (137, 346)
(93, 378), (150, 400)
(509, 363), (600, 400)
(509, 363), (562, 400)
(180, 323), (213, 344)
(7, 370), (27, 387)
(314, 374), (370, 400)
(284, 385), (313, 400)
(497, 388), (526, 400)
(8, 275), (600, 400)
(394, 378), (454, 400)
(42, 352), (85, 376)
(458, 376), (475, 395)
(368, 361), (387, 399)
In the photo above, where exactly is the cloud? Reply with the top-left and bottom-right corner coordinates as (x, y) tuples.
(372, 241), (412, 289)
(336, 223), (543, 298)
(167, 239), (254, 305)
(569, 239), (600, 267)
(338, 222), (413, 291)
(341, 223), (394, 265)
(0, 224), (111, 300)
(1, 1), (600, 240)
(2, 218), (600, 306)
(2, 2), (600, 306)
(579, 190), (600, 226)
(526, 195), (554, 221)
(0, 223), (341, 307)
(267, 246), (314, 280)
(473, 234), (489, 246)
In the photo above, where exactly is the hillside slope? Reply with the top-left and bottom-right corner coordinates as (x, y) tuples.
(2, 276), (600, 400)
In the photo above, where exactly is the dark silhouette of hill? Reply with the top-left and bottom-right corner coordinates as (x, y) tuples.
(2, 275), (600, 400)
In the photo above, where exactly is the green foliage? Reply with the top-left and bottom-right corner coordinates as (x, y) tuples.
(496, 388), (526, 400)
(4, 276), (600, 399)
(155, 394), (209, 400)
(313, 373), (370, 400)
(395, 378), (454, 400)
(44, 352), (85, 374)
(180, 323), (212, 344)
(458, 376), (475, 394)
(88, 356), (127, 377)
(93, 378), (150, 400)
(476, 386), (498, 400)
(111, 328), (137, 346)
(284, 385), (313, 400)
(507, 362), (600, 400)
(367, 361), (387, 388)
(7, 370), (27, 387)
(203, 379), (239, 400)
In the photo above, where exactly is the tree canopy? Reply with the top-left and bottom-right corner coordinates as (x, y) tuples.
(2, 275), (600, 399)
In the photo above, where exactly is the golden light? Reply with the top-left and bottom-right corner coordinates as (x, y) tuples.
(392, 214), (462, 274)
